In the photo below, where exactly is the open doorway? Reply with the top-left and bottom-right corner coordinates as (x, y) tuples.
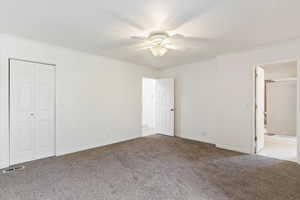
(255, 60), (298, 162)
(142, 78), (156, 136)
(142, 78), (175, 137)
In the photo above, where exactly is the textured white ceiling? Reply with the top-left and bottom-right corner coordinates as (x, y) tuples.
(1, 0), (300, 68)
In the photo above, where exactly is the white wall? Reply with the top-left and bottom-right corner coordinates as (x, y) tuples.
(267, 81), (297, 136)
(160, 39), (300, 163)
(142, 78), (156, 136)
(160, 56), (254, 152)
(1, 34), (300, 168)
(216, 41), (300, 155)
(0, 34), (158, 169)
(160, 59), (218, 144)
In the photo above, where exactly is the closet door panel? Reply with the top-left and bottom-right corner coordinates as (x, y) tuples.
(10, 60), (55, 165)
(10, 61), (36, 165)
(35, 65), (55, 159)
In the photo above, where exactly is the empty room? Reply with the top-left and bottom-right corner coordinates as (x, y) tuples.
(0, 1), (300, 200)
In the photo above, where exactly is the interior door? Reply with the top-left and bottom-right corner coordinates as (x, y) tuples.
(10, 60), (55, 165)
(155, 79), (174, 136)
(35, 65), (55, 159)
(10, 61), (36, 165)
(256, 66), (265, 153)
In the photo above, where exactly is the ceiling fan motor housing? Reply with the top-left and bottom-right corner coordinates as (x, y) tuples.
(148, 32), (170, 45)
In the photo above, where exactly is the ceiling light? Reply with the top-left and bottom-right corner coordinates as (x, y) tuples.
(150, 46), (168, 56)
(131, 31), (189, 56)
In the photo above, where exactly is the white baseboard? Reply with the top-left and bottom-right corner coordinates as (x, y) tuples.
(142, 128), (155, 137)
(56, 135), (141, 157)
(0, 163), (7, 170)
(177, 135), (252, 154)
(216, 144), (252, 154)
(176, 135), (214, 145)
(0, 156), (9, 169)
(0, 135), (142, 170)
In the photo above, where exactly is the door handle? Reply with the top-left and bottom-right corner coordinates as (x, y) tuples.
(30, 113), (35, 116)
(170, 109), (174, 112)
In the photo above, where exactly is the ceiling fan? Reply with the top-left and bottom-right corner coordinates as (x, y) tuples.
(130, 31), (190, 57)
(103, 1), (220, 57)
(130, 31), (219, 57)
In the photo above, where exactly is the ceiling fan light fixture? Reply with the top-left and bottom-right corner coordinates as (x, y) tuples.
(150, 46), (168, 56)
(132, 31), (186, 57)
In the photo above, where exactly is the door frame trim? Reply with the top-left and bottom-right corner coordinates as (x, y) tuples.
(254, 65), (263, 154)
(253, 58), (299, 164)
(8, 58), (57, 167)
(9, 58), (56, 67)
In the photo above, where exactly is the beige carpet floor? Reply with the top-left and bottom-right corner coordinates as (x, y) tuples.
(1, 135), (300, 200)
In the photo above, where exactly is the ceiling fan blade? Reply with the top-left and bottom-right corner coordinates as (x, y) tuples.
(171, 34), (185, 39)
(171, 35), (213, 43)
(164, 44), (186, 51)
(138, 45), (153, 50)
(130, 41), (155, 50)
(130, 36), (148, 41)
(170, 35), (228, 48)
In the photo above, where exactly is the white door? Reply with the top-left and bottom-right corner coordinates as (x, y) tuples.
(10, 60), (55, 165)
(35, 65), (55, 160)
(256, 66), (265, 153)
(155, 79), (174, 136)
(10, 61), (36, 164)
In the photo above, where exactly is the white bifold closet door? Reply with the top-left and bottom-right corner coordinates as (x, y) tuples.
(155, 79), (174, 136)
(10, 60), (55, 165)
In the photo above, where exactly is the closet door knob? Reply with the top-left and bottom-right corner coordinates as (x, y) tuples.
(30, 113), (35, 116)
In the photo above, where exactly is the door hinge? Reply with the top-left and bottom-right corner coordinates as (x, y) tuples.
(255, 136), (257, 141)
